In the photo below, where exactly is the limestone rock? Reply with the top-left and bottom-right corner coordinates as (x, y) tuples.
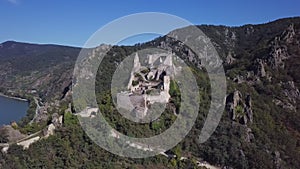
(233, 75), (244, 84)
(245, 26), (254, 36)
(1, 125), (25, 142)
(226, 90), (253, 125)
(273, 81), (299, 112)
(273, 99), (296, 112)
(273, 151), (282, 169)
(226, 51), (236, 64)
(254, 59), (266, 77)
(1, 146), (9, 153)
(267, 24), (295, 69)
(51, 113), (63, 127)
(281, 24), (296, 43)
(245, 127), (255, 143)
(282, 81), (300, 104)
(226, 90), (242, 121)
(17, 136), (40, 149)
(268, 45), (289, 69)
(43, 124), (55, 138)
(245, 95), (253, 123)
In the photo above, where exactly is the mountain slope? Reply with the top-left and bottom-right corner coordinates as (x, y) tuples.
(0, 17), (299, 169)
(144, 17), (300, 168)
(0, 41), (81, 101)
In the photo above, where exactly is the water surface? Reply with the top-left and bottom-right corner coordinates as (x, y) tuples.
(0, 95), (28, 126)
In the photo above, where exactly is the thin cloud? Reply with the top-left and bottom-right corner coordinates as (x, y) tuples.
(7, 0), (18, 5)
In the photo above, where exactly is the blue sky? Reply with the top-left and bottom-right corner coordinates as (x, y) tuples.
(1, 0), (299, 47)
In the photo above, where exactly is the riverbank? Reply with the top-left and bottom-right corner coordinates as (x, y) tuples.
(0, 94), (30, 126)
(0, 93), (28, 102)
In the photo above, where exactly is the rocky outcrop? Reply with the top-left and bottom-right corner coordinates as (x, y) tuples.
(17, 136), (40, 149)
(43, 113), (63, 138)
(30, 97), (49, 124)
(245, 26), (254, 36)
(44, 124), (55, 138)
(224, 28), (237, 48)
(1, 125), (25, 142)
(77, 107), (98, 118)
(244, 95), (253, 123)
(273, 81), (300, 112)
(233, 75), (245, 84)
(273, 151), (282, 169)
(268, 44), (289, 69)
(51, 113), (63, 127)
(226, 51), (236, 64)
(249, 24), (296, 80)
(226, 90), (253, 125)
(245, 127), (255, 143)
(226, 90), (242, 121)
(282, 81), (300, 104)
(2, 113), (64, 152)
(281, 24), (296, 43)
(267, 24), (295, 69)
(254, 59), (266, 77)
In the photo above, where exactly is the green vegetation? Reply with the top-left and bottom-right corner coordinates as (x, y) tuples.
(19, 122), (47, 134)
(0, 128), (8, 143)
(131, 80), (139, 86)
(133, 73), (144, 83)
(169, 80), (181, 113)
(235, 105), (245, 117)
(140, 68), (150, 74)
(17, 97), (37, 128)
(64, 112), (78, 127)
(1, 17), (300, 169)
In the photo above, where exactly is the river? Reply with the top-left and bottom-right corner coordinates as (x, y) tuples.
(0, 95), (28, 126)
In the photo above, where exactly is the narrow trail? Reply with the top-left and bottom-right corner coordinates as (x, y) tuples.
(0, 130), (42, 147)
(29, 97), (40, 124)
(109, 130), (220, 169)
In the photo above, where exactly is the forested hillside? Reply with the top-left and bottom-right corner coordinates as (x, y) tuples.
(0, 17), (299, 169)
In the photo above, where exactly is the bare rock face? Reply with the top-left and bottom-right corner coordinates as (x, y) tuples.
(254, 59), (266, 77)
(281, 24), (296, 43)
(51, 113), (63, 128)
(273, 151), (282, 169)
(226, 90), (253, 125)
(273, 99), (296, 112)
(233, 75), (245, 84)
(245, 95), (253, 123)
(32, 101), (49, 124)
(226, 51), (236, 64)
(268, 45), (289, 69)
(224, 28), (237, 47)
(43, 124), (55, 138)
(273, 81), (300, 112)
(42, 113), (63, 137)
(249, 24), (296, 81)
(0, 125), (25, 142)
(282, 81), (300, 104)
(226, 90), (242, 121)
(245, 26), (254, 36)
(245, 127), (255, 143)
(267, 24), (296, 69)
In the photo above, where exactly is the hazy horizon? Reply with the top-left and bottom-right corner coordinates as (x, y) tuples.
(1, 16), (300, 47)
(1, 0), (300, 47)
